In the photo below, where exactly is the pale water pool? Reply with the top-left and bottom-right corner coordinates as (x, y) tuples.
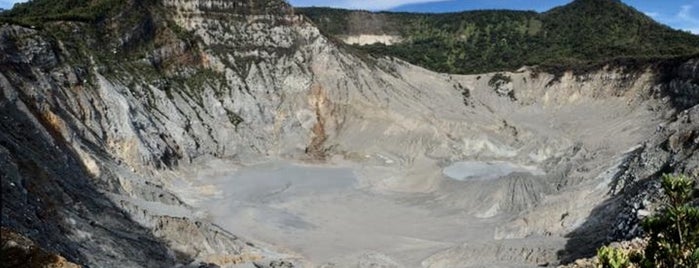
(442, 161), (544, 181)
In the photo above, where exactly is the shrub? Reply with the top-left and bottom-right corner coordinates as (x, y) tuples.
(488, 73), (512, 88)
(597, 246), (631, 268)
(639, 174), (699, 268)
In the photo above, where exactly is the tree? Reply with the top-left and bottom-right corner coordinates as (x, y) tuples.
(639, 174), (699, 268)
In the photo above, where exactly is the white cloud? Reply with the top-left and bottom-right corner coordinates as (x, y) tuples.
(677, 5), (698, 23)
(643, 11), (659, 18)
(344, 0), (447, 10)
(293, 0), (448, 11)
(673, 5), (699, 34)
(647, 5), (699, 35)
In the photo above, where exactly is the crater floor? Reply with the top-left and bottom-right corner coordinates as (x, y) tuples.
(177, 160), (562, 267)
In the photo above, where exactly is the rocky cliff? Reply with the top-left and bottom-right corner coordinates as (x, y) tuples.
(1, 0), (698, 267)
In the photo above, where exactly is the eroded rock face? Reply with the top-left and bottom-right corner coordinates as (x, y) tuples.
(1, 1), (698, 267)
(1, 228), (81, 268)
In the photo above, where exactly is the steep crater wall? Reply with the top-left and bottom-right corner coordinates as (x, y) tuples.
(1, 1), (698, 267)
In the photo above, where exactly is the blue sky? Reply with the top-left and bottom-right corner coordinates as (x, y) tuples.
(1, 0), (697, 33)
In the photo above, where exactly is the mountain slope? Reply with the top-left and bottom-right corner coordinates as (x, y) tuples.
(298, 0), (699, 74)
(1, 0), (698, 267)
(540, 0), (699, 60)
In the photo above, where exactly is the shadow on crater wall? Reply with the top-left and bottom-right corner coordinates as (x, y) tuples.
(557, 76), (699, 263)
(0, 90), (183, 267)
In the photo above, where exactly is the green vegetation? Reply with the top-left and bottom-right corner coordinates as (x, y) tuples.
(593, 174), (699, 268)
(0, 0), (164, 61)
(225, 109), (244, 127)
(299, 0), (699, 74)
(0, 0), (289, 26)
(487, 73), (516, 100)
(0, 0), (144, 25)
(298, 7), (354, 36)
(640, 174), (699, 268)
(597, 246), (631, 268)
(488, 73), (512, 88)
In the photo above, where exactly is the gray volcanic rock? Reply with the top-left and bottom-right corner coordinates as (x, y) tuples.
(0, 0), (698, 267)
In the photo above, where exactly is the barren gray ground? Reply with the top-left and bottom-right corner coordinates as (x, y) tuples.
(176, 160), (562, 267)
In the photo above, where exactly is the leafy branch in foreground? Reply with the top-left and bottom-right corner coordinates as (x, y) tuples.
(596, 174), (699, 268)
(597, 245), (632, 268)
(640, 174), (699, 268)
